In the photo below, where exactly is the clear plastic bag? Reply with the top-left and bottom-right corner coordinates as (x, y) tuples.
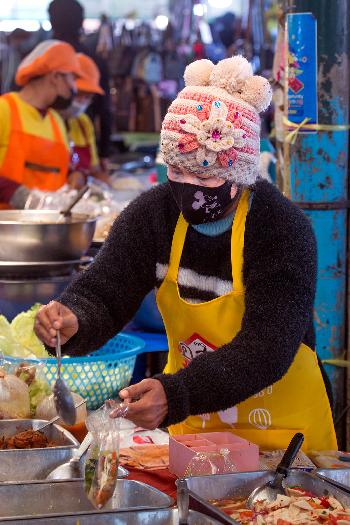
(84, 403), (121, 509)
(0, 367), (30, 419)
(184, 448), (237, 477)
(4, 360), (51, 417)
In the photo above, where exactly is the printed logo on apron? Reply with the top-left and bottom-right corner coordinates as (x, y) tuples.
(179, 333), (217, 366)
(179, 333), (239, 428)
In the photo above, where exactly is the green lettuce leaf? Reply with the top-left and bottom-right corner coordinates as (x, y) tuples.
(10, 304), (49, 358)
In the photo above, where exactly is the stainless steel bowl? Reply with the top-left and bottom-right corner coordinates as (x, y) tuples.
(0, 210), (96, 262)
(0, 275), (73, 321)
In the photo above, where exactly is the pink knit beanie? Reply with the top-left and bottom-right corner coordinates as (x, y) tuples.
(160, 56), (272, 185)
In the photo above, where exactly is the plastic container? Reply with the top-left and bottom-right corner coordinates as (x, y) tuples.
(169, 432), (259, 477)
(5, 333), (145, 410)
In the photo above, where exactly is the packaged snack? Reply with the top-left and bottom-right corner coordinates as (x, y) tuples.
(84, 404), (121, 509)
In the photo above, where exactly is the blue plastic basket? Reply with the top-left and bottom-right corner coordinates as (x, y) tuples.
(5, 333), (145, 410)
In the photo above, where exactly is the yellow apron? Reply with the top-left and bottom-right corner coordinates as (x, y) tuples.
(156, 190), (337, 451)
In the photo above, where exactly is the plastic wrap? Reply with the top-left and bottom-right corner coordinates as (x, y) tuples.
(184, 449), (237, 477)
(36, 392), (87, 424)
(84, 404), (121, 509)
(3, 360), (51, 417)
(0, 369), (30, 419)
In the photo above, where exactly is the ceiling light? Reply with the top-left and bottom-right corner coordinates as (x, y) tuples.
(154, 15), (169, 31)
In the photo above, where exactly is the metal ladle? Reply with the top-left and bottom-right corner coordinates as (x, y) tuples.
(46, 431), (93, 480)
(53, 330), (77, 426)
(57, 185), (90, 223)
(34, 399), (86, 432)
(46, 431), (129, 481)
(247, 432), (304, 509)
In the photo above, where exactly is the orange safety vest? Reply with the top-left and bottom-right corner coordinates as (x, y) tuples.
(0, 93), (70, 192)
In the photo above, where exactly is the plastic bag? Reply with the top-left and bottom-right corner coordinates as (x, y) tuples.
(36, 392), (87, 424)
(84, 404), (121, 509)
(0, 369), (30, 419)
(1, 358), (51, 417)
(184, 448), (237, 477)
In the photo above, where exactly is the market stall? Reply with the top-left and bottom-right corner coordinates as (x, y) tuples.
(0, 0), (349, 523)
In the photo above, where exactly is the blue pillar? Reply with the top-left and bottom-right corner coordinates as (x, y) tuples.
(285, 0), (350, 438)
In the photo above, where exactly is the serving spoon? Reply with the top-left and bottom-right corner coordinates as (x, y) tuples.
(52, 330), (77, 425)
(247, 432), (304, 509)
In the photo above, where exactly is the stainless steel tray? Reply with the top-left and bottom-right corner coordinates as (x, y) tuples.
(316, 468), (350, 492)
(0, 419), (79, 482)
(183, 470), (350, 525)
(0, 479), (173, 520)
(0, 509), (221, 524)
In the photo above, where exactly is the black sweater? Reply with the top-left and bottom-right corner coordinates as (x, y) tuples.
(59, 180), (320, 426)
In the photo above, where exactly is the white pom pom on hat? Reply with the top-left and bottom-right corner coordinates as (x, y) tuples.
(209, 55), (253, 93)
(184, 59), (214, 87)
(240, 75), (272, 113)
(184, 55), (272, 113)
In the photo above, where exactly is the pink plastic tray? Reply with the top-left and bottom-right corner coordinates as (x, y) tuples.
(169, 432), (259, 477)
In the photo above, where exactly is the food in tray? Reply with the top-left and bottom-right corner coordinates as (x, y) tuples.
(259, 449), (316, 470)
(0, 429), (55, 449)
(211, 487), (350, 524)
(119, 444), (169, 470)
(308, 450), (350, 469)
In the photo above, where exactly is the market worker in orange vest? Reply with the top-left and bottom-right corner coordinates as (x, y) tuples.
(61, 53), (110, 186)
(0, 40), (81, 208)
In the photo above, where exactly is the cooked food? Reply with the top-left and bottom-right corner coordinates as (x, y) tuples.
(0, 429), (55, 449)
(211, 487), (350, 524)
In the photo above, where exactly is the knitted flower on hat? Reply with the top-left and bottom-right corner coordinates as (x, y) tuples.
(161, 56), (272, 186)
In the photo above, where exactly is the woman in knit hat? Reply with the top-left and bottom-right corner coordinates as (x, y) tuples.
(35, 56), (337, 451)
(0, 40), (80, 208)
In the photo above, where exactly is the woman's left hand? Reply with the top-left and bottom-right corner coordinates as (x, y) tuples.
(111, 379), (168, 429)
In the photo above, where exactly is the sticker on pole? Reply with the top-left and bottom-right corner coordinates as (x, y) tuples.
(286, 12), (318, 132)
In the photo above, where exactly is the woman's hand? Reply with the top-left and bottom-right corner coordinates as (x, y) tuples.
(34, 301), (79, 347)
(110, 379), (168, 430)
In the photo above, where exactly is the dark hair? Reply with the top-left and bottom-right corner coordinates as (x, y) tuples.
(48, 0), (84, 38)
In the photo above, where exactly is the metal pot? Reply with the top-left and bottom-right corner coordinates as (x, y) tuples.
(0, 210), (96, 262)
(0, 275), (73, 321)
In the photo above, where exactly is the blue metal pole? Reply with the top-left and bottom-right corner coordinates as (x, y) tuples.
(285, 0), (350, 439)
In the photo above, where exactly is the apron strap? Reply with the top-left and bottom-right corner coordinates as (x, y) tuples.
(2, 93), (23, 131)
(167, 214), (189, 281)
(49, 111), (65, 143)
(167, 190), (250, 288)
(77, 115), (89, 143)
(231, 189), (250, 292)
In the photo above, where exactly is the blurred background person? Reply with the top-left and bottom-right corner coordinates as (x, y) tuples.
(0, 40), (80, 208)
(61, 53), (111, 187)
(48, 0), (111, 172)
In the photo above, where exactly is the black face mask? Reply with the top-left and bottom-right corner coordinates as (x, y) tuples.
(51, 89), (76, 111)
(168, 179), (234, 224)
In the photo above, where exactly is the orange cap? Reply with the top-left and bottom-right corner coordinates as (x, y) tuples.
(76, 53), (105, 95)
(16, 40), (81, 86)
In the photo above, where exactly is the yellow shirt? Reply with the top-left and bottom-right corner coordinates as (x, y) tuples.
(0, 92), (69, 168)
(67, 113), (99, 168)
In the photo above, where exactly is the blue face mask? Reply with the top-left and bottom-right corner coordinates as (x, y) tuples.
(168, 179), (234, 224)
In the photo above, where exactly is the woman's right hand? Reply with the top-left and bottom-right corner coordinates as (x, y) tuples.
(34, 301), (79, 347)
